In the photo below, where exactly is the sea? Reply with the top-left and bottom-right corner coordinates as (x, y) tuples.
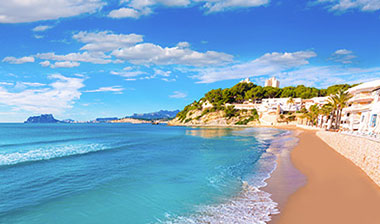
(0, 123), (295, 224)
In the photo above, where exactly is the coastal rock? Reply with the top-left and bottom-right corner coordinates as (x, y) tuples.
(24, 114), (59, 123)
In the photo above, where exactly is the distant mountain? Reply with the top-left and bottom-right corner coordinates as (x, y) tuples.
(128, 110), (180, 120)
(95, 117), (118, 123)
(25, 114), (60, 123)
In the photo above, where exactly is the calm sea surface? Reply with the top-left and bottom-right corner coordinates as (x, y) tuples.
(0, 123), (288, 224)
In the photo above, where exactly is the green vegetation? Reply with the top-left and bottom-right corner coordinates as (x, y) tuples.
(175, 81), (355, 123)
(302, 90), (352, 129)
(235, 109), (260, 125)
(202, 83), (355, 107)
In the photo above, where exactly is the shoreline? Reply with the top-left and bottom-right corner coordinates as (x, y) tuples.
(268, 129), (380, 224)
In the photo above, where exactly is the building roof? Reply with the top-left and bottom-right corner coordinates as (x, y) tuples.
(348, 79), (380, 93)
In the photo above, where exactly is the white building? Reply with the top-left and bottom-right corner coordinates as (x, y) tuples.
(240, 78), (253, 84)
(265, 77), (280, 88)
(341, 80), (380, 134)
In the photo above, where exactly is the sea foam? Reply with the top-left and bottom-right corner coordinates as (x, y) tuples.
(159, 129), (296, 224)
(161, 182), (278, 224)
(0, 143), (106, 166)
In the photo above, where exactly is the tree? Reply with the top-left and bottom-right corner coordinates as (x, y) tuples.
(329, 90), (352, 129)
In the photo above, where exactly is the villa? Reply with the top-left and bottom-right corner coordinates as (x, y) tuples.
(341, 80), (380, 134)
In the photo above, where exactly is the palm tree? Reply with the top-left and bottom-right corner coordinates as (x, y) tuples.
(328, 90), (352, 129)
(319, 103), (333, 128)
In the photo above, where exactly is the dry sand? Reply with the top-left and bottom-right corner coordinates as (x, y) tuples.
(267, 130), (380, 224)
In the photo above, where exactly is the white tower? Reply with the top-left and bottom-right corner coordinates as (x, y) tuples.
(265, 77), (280, 88)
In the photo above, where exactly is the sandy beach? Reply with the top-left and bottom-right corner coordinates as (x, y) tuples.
(266, 129), (380, 224)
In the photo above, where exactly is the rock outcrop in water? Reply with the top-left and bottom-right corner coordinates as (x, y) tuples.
(24, 114), (60, 123)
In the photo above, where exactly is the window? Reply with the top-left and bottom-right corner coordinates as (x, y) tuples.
(370, 114), (377, 127)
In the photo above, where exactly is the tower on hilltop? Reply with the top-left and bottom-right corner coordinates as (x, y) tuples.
(265, 77), (280, 88)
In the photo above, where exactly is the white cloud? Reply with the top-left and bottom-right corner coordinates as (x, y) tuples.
(108, 7), (142, 18)
(199, 0), (269, 12)
(84, 86), (124, 93)
(51, 61), (81, 68)
(0, 0), (105, 23)
(37, 52), (112, 64)
(317, 0), (380, 12)
(40, 61), (51, 67)
(110, 70), (147, 78)
(19, 82), (46, 87)
(32, 25), (53, 32)
(0, 74), (84, 114)
(2, 56), (35, 64)
(154, 69), (172, 77)
(12, 30), (233, 69)
(276, 65), (380, 88)
(330, 49), (356, 64)
(73, 31), (143, 52)
(109, 0), (268, 19)
(334, 49), (352, 55)
(194, 50), (317, 83)
(34, 35), (44, 39)
(0, 82), (13, 86)
(112, 42), (233, 66)
(169, 91), (187, 98)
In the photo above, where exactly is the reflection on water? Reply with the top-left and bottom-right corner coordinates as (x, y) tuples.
(186, 128), (239, 138)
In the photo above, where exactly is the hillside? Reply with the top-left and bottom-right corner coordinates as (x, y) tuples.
(169, 82), (353, 126)
(128, 110), (179, 120)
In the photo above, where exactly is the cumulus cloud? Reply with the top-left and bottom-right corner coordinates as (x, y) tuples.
(108, 7), (143, 18)
(40, 61), (51, 67)
(108, 0), (268, 19)
(0, 74), (84, 114)
(84, 86), (124, 93)
(32, 25), (53, 32)
(11, 30), (232, 69)
(194, 50), (317, 83)
(112, 42), (233, 66)
(169, 91), (187, 98)
(73, 31), (143, 52)
(51, 61), (81, 68)
(0, 0), (105, 23)
(316, 0), (380, 12)
(200, 0), (270, 12)
(329, 49), (356, 64)
(2, 56), (35, 64)
(36, 52), (112, 64)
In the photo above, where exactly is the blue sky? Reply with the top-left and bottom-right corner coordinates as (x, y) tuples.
(1, 0), (380, 122)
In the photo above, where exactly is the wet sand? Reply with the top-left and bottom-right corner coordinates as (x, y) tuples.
(266, 130), (380, 224)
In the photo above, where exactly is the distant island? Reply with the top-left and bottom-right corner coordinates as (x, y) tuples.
(24, 110), (180, 124)
(24, 114), (60, 123)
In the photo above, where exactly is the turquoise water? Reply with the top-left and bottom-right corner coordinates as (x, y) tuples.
(0, 124), (286, 224)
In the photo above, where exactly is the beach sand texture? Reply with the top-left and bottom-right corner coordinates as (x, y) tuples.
(272, 130), (380, 224)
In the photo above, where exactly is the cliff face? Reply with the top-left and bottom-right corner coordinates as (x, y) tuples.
(25, 114), (59, 123)
(168, 108), (260, 126)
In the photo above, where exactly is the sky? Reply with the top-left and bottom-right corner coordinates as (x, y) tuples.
(0, 0), (380, 122)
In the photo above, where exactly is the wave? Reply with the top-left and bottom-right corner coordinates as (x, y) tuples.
(0, 143), (107, 166)
(160, 181), (279, 224)
(159, 129), (296, 224)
